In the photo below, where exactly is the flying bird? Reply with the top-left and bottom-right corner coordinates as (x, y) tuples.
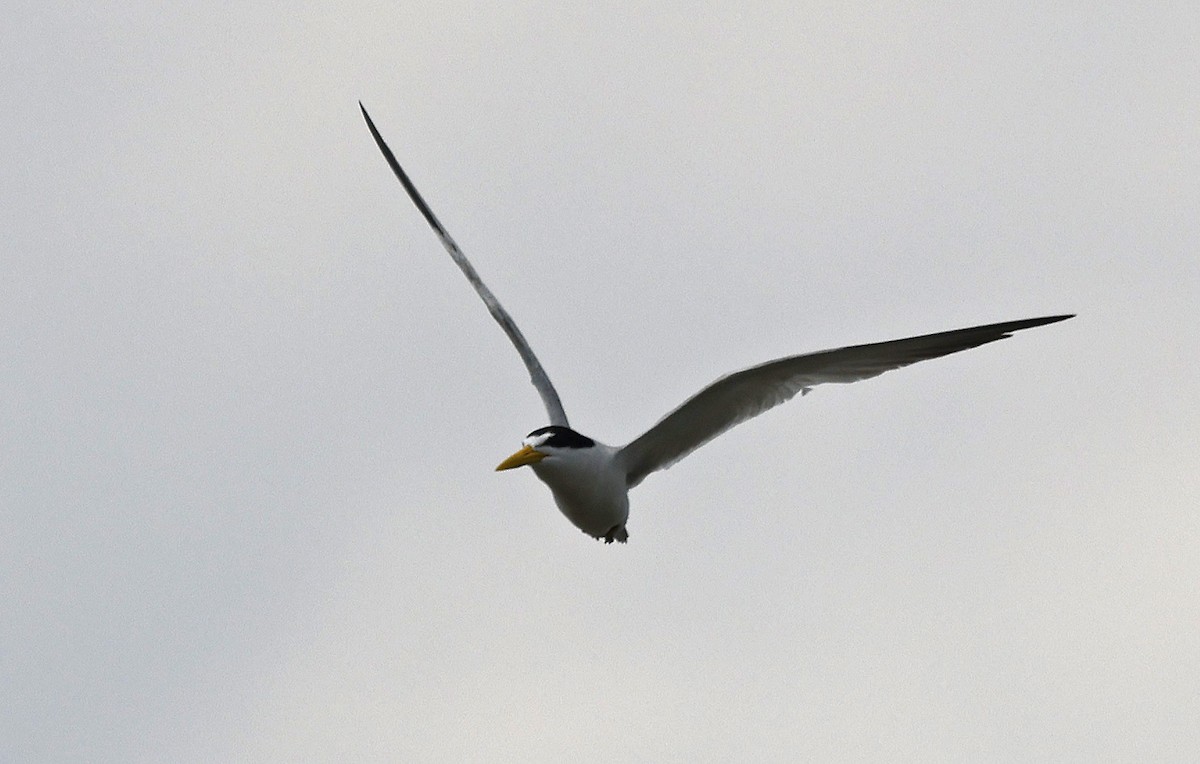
(360, 103), (1072, 544)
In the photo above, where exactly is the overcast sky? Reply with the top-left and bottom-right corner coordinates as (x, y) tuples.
(3, 3), (1198, 762)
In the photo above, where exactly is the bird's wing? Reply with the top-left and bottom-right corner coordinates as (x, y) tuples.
(360, 103), (569, 427)
(616, 314), (1072, 487)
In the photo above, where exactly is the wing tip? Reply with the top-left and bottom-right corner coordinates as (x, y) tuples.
(359, 101), (380, 133)
(991, 314), (1074, 342)
(1017, 313), (1076, 332)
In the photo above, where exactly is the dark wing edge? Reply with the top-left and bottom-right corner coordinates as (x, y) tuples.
(616, 314), (1073, 487)
(359, 103), (569, 427)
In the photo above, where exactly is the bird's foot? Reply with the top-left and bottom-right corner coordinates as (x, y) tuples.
(603, 525), (629, 544)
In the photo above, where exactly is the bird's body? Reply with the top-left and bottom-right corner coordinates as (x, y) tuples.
(360, 103), (1073, 544)
(525, 431), (629, 543)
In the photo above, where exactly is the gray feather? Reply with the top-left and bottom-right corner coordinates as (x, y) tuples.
(361, 104), (569, 427)
(617, 315), (1073, 487)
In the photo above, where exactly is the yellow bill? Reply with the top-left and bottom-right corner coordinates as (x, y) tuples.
(495, 444), (547, 471)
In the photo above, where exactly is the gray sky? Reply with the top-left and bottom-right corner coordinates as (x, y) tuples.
(3, 3), (1197, 761)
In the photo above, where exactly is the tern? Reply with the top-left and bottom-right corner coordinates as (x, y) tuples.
(360, 103), (1072, 544)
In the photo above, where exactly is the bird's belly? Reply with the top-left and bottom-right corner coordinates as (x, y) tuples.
(552, 491), (628, 537)
(534, 467), (629, 538)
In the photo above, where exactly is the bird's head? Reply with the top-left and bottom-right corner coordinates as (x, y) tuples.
(495, 425), (595, 471)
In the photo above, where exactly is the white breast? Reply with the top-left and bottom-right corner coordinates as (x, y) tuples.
(530, 442), (629, 539)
